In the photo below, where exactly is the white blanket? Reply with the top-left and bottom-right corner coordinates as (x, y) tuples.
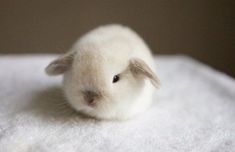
(0, 55), (234, 152)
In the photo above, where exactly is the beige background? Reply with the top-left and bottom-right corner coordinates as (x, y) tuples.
(0, 0), (234, 76)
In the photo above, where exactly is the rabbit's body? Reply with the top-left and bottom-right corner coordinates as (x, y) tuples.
(46, 24), (159, 120)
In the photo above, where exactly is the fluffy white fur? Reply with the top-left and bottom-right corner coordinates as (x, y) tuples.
(46, 25), (159, 120)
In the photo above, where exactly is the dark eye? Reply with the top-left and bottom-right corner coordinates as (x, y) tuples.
(112, 75), (120, 83)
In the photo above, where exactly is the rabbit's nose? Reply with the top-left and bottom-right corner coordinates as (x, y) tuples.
(83, 90), (100, 106)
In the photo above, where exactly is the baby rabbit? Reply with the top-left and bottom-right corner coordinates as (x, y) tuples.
(46, 24), (159, 120)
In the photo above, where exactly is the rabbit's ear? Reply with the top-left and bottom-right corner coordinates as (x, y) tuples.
(129, 58), (160, 88)
(45, 51), (75, 76)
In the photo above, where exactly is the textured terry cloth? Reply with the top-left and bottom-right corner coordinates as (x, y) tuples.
(0, 54), (234, 152)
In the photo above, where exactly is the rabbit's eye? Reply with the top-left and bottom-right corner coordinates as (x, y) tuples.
(112, 75), (120, 83)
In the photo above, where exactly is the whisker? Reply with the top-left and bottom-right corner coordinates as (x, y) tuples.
(56, 102), (69, 106)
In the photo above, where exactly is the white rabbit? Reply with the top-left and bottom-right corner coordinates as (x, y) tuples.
(46, 24), (159, 120)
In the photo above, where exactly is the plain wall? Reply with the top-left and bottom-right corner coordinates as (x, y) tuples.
(0, 0), (234, 76)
